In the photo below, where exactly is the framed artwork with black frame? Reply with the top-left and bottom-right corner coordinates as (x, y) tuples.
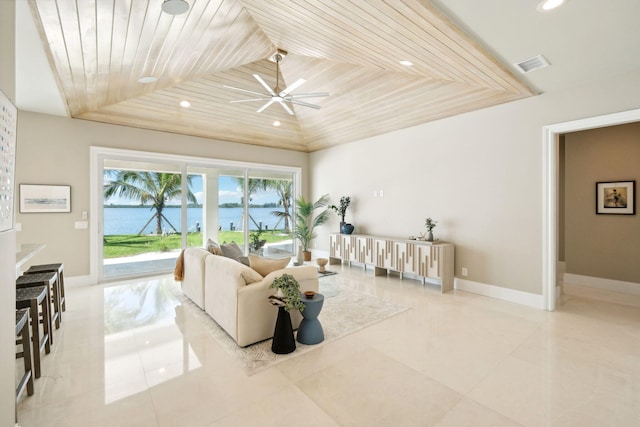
(596, 180), (635, 215)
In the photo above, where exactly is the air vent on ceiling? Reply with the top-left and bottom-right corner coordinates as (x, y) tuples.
(515, 54), (550, 73)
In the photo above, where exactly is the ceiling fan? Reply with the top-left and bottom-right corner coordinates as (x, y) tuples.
(224, 50), (329, 115)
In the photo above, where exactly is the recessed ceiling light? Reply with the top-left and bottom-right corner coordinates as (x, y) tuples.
(273, 121), (281, 127)
(161, 0), (189, 15)
(537, 0), (567, 12)
(138, 76), (157, 84)
(399, 60), (414, 66)
(179, 100), (191, 108)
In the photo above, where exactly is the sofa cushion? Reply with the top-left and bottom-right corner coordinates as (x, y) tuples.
(241, 266), (264, 284)
(221, 241), (243, 262)
(206, 238), (222, 255)
(248, 254), (291, 276)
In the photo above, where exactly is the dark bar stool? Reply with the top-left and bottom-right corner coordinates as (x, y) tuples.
(25, 263), (66, 312)
(16, 286), (50, 379)
(17, 272), (58, 337)
(15, 308), (34, 401)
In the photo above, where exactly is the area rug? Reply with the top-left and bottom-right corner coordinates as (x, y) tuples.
(180, 278), (409, 375)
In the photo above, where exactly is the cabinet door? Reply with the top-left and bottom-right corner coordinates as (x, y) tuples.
(394, 242), (416, 274)
(375, 239), (394, 269)
(329, 234), (341, 259)
(416, 244), (442, 279)
(357, 236), (375, 265)
(347, 235), (359, 262)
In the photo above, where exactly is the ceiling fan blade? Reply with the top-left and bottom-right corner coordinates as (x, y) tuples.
(290, 99), (321, 110)
(256, 99), (275, 113)
(230, 97), (271, 103)
(278, 101), (295, 115)
(287, 92), (330, 99)
(253, 74), (277, 96)
(223, 85), (268, 97)
(279, 78), (306, 97)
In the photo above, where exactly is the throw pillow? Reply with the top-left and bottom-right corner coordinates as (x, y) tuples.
(240, 266), (264, 285)
(248, 254), (291, 276)
(206, 238), (222, 255)
(221, 241), (244, 262)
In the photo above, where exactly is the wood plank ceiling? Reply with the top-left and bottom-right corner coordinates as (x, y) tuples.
(29, 0), (535, 152)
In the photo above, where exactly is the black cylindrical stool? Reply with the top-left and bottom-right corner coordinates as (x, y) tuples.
(17, 272), (58, 339)
(25, 263), (65, 312)
(16, 286), (50, 379)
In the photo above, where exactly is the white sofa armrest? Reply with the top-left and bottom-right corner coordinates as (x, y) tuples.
(181, 247), (210, 308)
(236, 266), (319, 347)
(204, 254), (262, 342)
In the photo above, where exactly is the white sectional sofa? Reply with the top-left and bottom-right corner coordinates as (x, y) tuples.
(180, 247), (319, 347)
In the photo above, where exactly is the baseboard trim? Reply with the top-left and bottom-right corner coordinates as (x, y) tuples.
(563, 273), (640, 296)
(454, 278), (544, 309)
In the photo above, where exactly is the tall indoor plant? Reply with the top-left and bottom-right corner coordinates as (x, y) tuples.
(294, 194), (330, 261)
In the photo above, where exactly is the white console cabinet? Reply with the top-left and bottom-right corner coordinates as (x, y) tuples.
(329, 233), (454, 293)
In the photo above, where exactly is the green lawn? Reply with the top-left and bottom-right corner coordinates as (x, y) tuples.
(103, 231), (292, 258)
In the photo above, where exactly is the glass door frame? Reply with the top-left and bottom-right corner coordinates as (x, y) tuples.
(90, 146), (301, 284)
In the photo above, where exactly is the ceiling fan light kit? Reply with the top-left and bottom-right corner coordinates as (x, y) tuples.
(225, 49), (329, 115)
(162, 0), (190, 15)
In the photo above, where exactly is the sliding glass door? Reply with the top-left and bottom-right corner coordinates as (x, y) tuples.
(102, 159), (187, 279)
(93, 147), (301, 282)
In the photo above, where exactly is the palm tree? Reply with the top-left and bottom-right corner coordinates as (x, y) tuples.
(235, 178), (294, 232)
(104, 171), (197, 235)
(266, 180), (292, 232)
(233, 177), (269, 229)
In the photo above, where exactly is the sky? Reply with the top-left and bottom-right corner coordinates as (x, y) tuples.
(104, 174), (281, 206)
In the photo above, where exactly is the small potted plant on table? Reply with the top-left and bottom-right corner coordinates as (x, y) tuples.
(330, 196), (353, 234)
(425, 217), (437, 242)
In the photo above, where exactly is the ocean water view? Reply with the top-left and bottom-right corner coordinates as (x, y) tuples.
(104, 207), (287, 235)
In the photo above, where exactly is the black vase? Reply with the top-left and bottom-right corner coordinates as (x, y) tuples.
(271, 307), (296, 354)
(341, 223), (355, 234)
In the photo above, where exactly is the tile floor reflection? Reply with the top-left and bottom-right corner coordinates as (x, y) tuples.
(16, 266), (640, 426)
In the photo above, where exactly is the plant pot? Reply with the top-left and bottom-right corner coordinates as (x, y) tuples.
(272, 307), (296, 354)
(341, 223), (354, 234)
(303, 250), (312, 261)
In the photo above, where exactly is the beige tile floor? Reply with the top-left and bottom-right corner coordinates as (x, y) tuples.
(16, 265), (640, 427)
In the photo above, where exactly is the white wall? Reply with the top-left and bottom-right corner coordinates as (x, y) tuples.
(311, 70), (640, 295)
(15, 112), (310, 278)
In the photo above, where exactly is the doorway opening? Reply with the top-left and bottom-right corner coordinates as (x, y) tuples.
(542, 108), (640, 311)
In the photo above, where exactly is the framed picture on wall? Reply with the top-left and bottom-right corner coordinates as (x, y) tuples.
(19, 184), (71, 213)
(596, 180), (635, 215)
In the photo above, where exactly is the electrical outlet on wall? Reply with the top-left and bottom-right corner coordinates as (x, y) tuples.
(461, 267), (468, 276)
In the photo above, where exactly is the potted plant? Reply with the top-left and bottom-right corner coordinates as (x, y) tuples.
(425, 217), (437, 242)
(268, 273), (305, 354)
(294, 194), (330, 261)
(249, 226), (266, 252)
(330, 196), (353, 234)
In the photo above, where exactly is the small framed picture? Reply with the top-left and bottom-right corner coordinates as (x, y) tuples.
(596, 181), (635, 215)
(19, 184), (71, 213)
